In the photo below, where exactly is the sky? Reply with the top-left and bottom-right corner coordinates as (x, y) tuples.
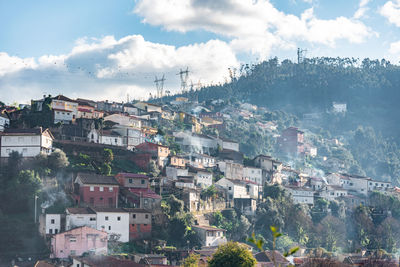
(1, 0), (400, 104)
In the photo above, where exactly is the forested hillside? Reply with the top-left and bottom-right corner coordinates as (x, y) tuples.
(163, 57), (400, 185)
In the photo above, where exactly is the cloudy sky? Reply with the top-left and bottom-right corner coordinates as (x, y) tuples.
(1, 0), (400, 104)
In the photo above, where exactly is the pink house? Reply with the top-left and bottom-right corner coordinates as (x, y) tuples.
(50, 226), (108, 258)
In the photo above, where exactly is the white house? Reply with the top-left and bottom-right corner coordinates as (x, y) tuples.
(99, 130), (124, 147)
(173, 132), (218, 154)
(51, 95), (79, 124)
(39, 214), (62, 236)
(112, 125), (144, 149)
(104, 114), (141, 129)
(218, 161), (243, 180)
(340, 174), (369, 196)
(0, 128), (54, 158)
(194, 170), (213, 188)
(216, 178), (249, 200)
(193, 225), (227, 247)
(243, 166), (263, 185)
(326, 173), (341, 186)
(65, 207), (97, 231)
(92, 207), (130, 243)
(367, 180), (393, 192)
(217, 137), (239, 152)
(190, 153), (216, 168)
(319, 185), (348, 201)
(285, 186), (315, 205)
(0, 114), (10, 132)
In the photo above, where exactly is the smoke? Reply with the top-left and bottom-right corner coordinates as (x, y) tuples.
(40, 190), (68, 209)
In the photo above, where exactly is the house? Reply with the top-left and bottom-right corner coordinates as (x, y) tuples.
(216, 178), (250, 200)
(0, 127), (54, 158)
(74, 173), (120, 208)
(175, 176), (196, 189)
(277, 127), (305, 155)
(304, 143), (317, 157)
(39, 214), (62, 236)
(166, 166), (189, 180)
(50, 226), (107, 258)
(244, 180), (262, 199)
(76, 100), (96, 119)
(285, 186), (315, 205)
(0, 113), (10, 131)
(62, 119), (96, 142)
(120, 187), (162, 210)
(173, 132), (218, 154)
(367, 179), (393, 192)
(219, 149), (244, 163)
(217, 161), (243, 180)
(254, 250), (290, 267)
(243, 166), (263, 185)
(123, 208), (152, 240)
(113, 125), (144, 149)
(91, 207), (130, 242)
(234, 198), (257, 216)
(253, 155), (283, 184)
(96, 100), (124, 113)
(135, 142), (169, 167)
(178, 112), (202, 133)
(51, 95), (79, 124)
(340, 174), (370, 196)
(319, 185), (348, 201)
(104, 113), (141, 128)
(65, 207), (97, 231)
(123, 103), (139, 115)
(182, 188), (201, 212)
(193, 225), (227, 247)
(190, 153), (216, 168)
(72, 255), (145, 267)
(115, 173), (149, 188)
(170, 155), (186, 168)
(217, 137), (239, 152)
(309, 177), (327, 191)
(98, 130), (124, 147)
(189, 166), (213, 188)
(134, 102), (162, 113)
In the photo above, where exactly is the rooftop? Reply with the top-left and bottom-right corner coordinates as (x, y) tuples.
(66, 207), (96, 214)
(116, 173), (149, 179)
(90, 207), (127, 213)
(193, 225), (226, 231)
(76, 173), (120, 185)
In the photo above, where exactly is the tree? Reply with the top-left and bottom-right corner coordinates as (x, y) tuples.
(183, 253), (200, 267)
(208, 242), (256, 267)
(103, 148), (114, 164)
(148, 160), (160, 177)
(48, 149), (69, 171)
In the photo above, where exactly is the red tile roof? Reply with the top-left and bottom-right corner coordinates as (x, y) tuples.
(128, 188), (161, 199)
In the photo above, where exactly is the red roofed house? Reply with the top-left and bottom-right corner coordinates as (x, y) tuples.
(77, 100), (96, 119)
(74, 173), (120, 208)
(135, 142), (169, 167)
(121, 187), (161, 210)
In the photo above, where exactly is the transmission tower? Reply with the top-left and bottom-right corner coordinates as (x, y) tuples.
(154, 74), (166, 98)
(177, 67), (190, 93)
(297, 48), (307, 64)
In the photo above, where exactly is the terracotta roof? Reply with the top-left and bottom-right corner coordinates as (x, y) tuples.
(52, 94), (77, 103)
(72, 255), (145, 267)
(90, 207), (127, 213)
(127, 188), (161, 199)
(255, 250), (289, 264)
(122, 208), (151, 213)
(66, 207), (96, 214)
(193, 225), (226, 231)
(34, 261), (57, 267)
(116, 173), (149, 179)
(76, 173), (120, 185)
(1, 127), (54, 139)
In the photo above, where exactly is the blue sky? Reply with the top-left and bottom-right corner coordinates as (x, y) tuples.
(1, 0), (400, 103)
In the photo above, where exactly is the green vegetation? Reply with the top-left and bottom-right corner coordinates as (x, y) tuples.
(208, 242), (256, 267)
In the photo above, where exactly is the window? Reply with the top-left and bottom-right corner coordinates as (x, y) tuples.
(99, 197), (103, 201)
(129, 178), (133, 183)
(99, 186), (104, 192)
(133, 214), (136, 219)
(117, 216), (121, 221)
(108, 226), (111, 230)
(145, 214), (149, 219)
(132, 224), (135, 227)
(69, 237), (76, 242)
(90, 217), (96, 221)
(51, 219), (55, 224)
(105, 216), (109, 221)
(49, 229), (53, 234)
(70, 250), (76, 256)
(228, 187), (232, 190)
(141, 179), (145, 184)
(144, 224), (147, 226)
(55, 229), (58, 234)
(90, 186), (94, 192)
(108, 198), (113, 205)
(109, 187), (113, 192)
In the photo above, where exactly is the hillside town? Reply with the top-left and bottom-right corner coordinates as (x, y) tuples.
(0, 94), (399, 267)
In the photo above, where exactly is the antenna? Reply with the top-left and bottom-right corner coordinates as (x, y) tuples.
(177, 67), (190, 93)
(297, 48), (307, 64)
(154, 74), (166, 98)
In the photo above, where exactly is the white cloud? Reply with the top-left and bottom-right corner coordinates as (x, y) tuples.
(389, 40), (400, 54)
(354, 0), (370, 19)
(135, 0), (375, 58)
(0, 35), (238, 104)
(380, 0), (400, 27)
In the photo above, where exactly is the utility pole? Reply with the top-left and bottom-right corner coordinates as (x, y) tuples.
(154, 74), (166, 98)
(297, 48), (307, 64)
(34, 195), (38, 223)
(177, 67), (190, 93)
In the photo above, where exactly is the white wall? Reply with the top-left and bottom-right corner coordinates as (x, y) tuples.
(96, 212), (129, 242)
(54, 110), (73, 123)
(1, 135), (50, 157)
(196, 172), (213, 188)
(243, 167), (263, 185)
(66, 214), (97, 230)
(45, 214), (61, 234)
(100, 135), (124, 147)
(0, 117), (9, 131)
